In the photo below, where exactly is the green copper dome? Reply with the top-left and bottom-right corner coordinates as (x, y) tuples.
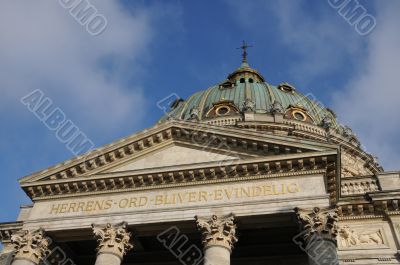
(160, 61), (337, 129)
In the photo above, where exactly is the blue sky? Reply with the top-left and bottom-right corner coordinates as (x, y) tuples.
(0, 0), (399, 223)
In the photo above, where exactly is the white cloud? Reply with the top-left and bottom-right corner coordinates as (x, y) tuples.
(0, 0), (171, 132)
(333, 1), (400, 170)
(225, 0), (399, 170)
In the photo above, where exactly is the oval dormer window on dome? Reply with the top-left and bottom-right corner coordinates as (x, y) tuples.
(292, 110), (307, 121)
(278, 82), (296, 93)
(240, 78), (245, 83)
(216, 106), (230, 116)
(205, 100), (240, 119)
(284, 105), (314, 124)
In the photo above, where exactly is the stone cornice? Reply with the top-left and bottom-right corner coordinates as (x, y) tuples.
(21, 151), (337, 201)
(0, 222), (23, 243)
(238, 119), (382, 174)
(337, 190), (400, 218)
(19, 121), (337, 185)
(341, 175), (380, 196)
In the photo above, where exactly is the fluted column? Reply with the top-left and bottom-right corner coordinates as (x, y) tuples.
(92, 222), (133, 265)
(195, 214), (238, 265)
(10, 228), (50, 265)
(294, 207), (339, 265)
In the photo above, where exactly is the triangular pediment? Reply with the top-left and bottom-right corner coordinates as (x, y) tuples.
(19, 121), (338, 189)
(103, 142), (249, 173)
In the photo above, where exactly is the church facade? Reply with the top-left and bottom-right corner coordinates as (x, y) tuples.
(1, 50), (400, 265)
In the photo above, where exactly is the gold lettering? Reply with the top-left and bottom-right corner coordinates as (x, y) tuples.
(281, 184), (287, 194)
(155, 195), (163, 205)
(263, 185), (272, 195)
(272, 184), (281, 195)
(224, 188), (233, 199)
(119, 198), (128, 208)
(59, 203), (68, 214)
(68, 203), (77, 213)
(188, 192), (197, 202)
(214, 190), (223, 200)
(139, 197), (148, 207)
(77, 202), (85, 212)
(129, 197), (138, 207)
(240, 187), (251, 198)
(94, 200), (103, 211)
(85, 201), (94, 211)
(177, 193), (186, 204)
(104, 200), (113, 210)
(50, 204), (61, 214)
(252, 186), (262, 197)
(287, 183), (300, 193)
(199, 191), (208, 202)
(48, 181), (303, 215)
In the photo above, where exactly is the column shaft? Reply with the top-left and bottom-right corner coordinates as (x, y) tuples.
(94, 253), (122, 265)
(11, 260), (36, 265)
(306, 239), (338, 265)
(204, 246), (230, 265)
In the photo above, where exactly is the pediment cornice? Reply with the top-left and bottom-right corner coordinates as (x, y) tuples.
(21, 150), (338, 203)
(20, 120), (338, 185)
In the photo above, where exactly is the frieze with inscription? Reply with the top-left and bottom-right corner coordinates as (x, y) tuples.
(26, 175), (327, 220)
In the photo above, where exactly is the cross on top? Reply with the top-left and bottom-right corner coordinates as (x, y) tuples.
(237, 40), (252, 63)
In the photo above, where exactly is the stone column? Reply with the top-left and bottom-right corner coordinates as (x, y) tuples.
(92, 222), (133, 265)
(294, 207), (339, 265)
(195, 214), (238, 265)
(10, 228), (50, 265)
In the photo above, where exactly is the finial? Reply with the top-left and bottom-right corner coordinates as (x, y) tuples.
(237, 40), (252, 64)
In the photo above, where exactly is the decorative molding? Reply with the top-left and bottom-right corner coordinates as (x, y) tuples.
(92, 222), (133, 259)
(11, 228), (51, 265)
(341, 177), (379, 196)
(22, 152), (334, 201)
(0, 222), (22, 244)
(338, 225), (385, 248)
(341, 153), (373, 178)
(205, 117), (242, 126)
(20, 121), (335, 184)
(294, 207), (339, 243)
(195, 214), (238, 252)
(242, 98), (255, 113)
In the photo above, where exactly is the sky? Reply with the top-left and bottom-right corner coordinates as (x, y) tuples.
(0, 0), (399, 223)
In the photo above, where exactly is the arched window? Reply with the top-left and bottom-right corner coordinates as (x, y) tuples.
(240, 78), (245, 83)
(249, 78), (254, 83)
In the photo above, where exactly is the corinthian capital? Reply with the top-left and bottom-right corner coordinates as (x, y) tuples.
(92, 222), (133, 259)
(195, 214), (238, 252)
(294, 207), (338, 243)
(11, 228), (50, 265)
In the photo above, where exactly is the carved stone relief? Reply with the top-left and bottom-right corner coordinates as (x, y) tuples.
(341, 152), (373, 177)
(338, 226), (385, 248)
(195, 214), (238, 252)
(11, 228), (50, 265)
(294, 207), (338, 243)
(92, 222), (133, 259)
(341, 181), (379, 195)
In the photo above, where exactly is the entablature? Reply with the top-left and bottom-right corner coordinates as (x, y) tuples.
(22, 151), (337, 202)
